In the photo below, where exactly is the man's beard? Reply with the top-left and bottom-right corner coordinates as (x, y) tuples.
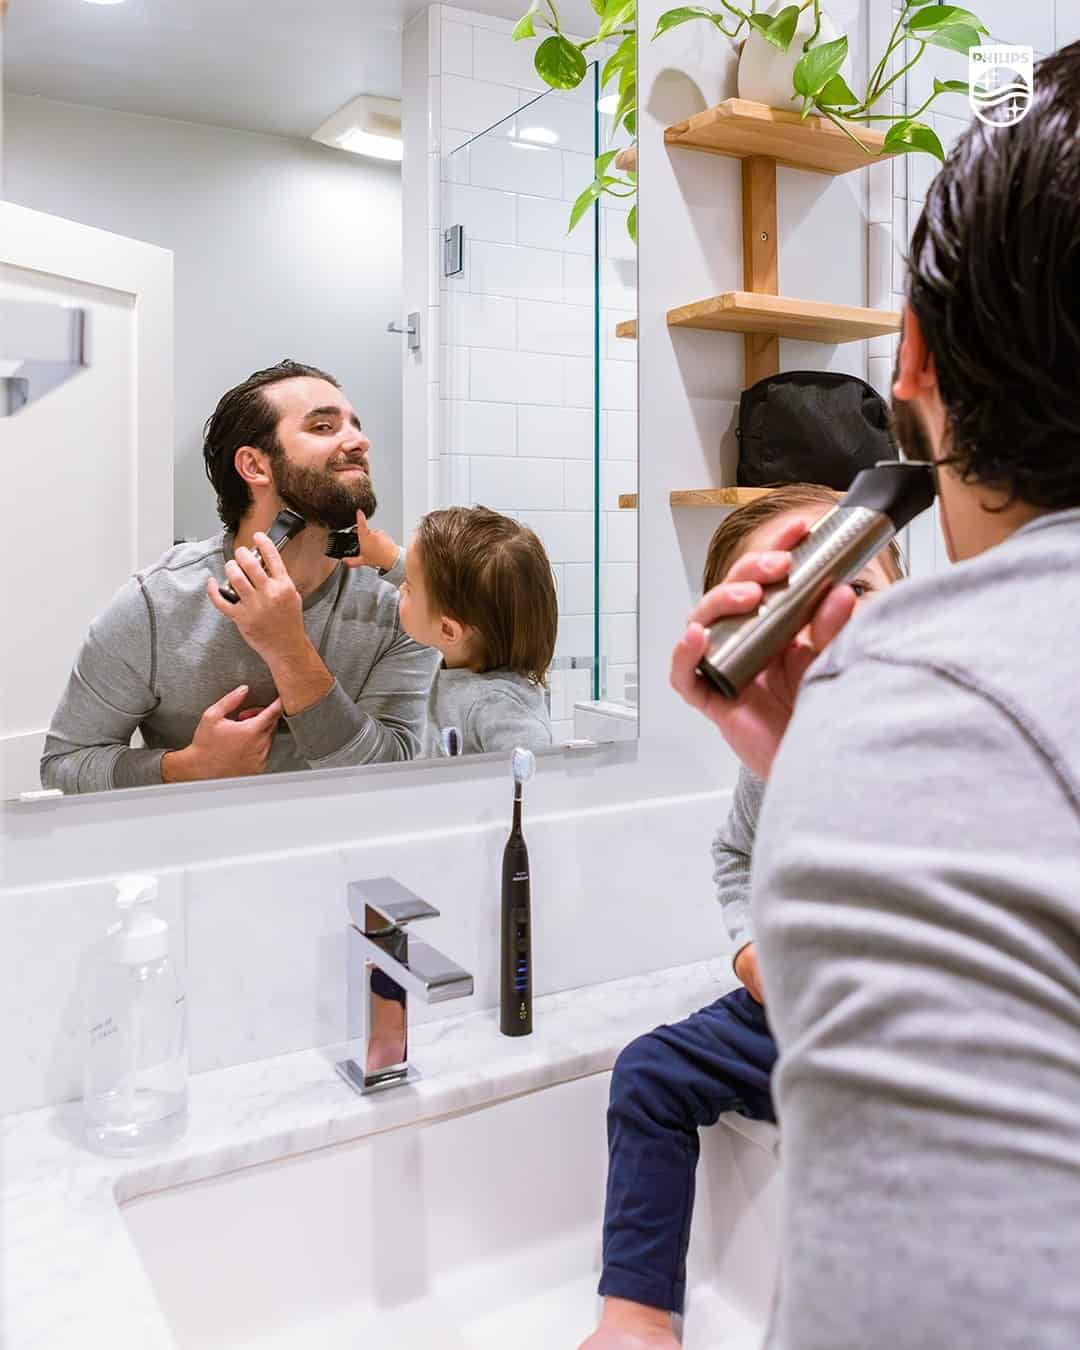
(268, 444), (377, 530)
(890, 350), (937, 467)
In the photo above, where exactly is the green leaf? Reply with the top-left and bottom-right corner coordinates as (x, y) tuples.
(596, 149), (619, 174)
(626, 203), (637, 244)
(747, 5), (800, 52)
(623, 107), (637, 137)
(818, 73), (859, 105)
(792, 35), (849, 98)
(602, 34), (635, 89)
(597, 0), (636, 41)
(907, 5), (988, 34)
(534, 33), (588, 88)
(883, 118), (945, 162)
(933, 77), (970, 93)
(613, 79), (637, 131)
(922, 22), (982, 53)
(512, 0), (541, 41)
(591, 0), (606, 13)
(652, 6), (721, 40)
(568, 180), (602, 233)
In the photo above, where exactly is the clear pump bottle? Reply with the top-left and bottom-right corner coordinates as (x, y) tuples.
(82, 875), (188, 1155)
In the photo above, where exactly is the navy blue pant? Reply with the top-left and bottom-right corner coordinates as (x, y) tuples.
(599, 986), (778, 1314)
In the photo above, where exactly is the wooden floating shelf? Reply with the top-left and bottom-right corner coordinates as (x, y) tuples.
(618, 488), (776, 510)
(667, 292), (901, 345)
(615, 319), (637, 339)
(665, 98), (891, 175)
(614, 146), (637, 172)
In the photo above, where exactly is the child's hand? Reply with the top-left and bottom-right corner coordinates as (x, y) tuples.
(734, 942), (765, 1004)
(344, 511), (400, 572)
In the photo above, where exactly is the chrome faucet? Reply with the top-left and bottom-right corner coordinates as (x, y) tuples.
(335, 877), (474, 1096)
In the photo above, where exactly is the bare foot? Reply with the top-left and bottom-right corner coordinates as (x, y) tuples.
(579, 1297), (680, 1349)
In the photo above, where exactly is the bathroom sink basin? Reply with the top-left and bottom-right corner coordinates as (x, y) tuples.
(121, 1072), (779, 1349)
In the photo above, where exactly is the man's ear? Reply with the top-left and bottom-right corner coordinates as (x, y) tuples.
(234, 444), (273, 488)
(893, 303), (939, 403)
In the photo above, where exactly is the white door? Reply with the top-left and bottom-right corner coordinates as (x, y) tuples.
(0, 203), (174, 799)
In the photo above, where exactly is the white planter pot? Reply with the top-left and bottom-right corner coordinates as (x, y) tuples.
(737, 6), (848, 111)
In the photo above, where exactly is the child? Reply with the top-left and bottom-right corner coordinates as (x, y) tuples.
(582, 484), (905, 1350)
(348, 505), (557, 756)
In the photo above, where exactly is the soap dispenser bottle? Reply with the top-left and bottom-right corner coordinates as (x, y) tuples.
(83, 875), (188, 1155)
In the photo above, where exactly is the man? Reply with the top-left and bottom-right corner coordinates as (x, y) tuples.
(671, 44), (1080, 1350)
(42, 360), (435, 792)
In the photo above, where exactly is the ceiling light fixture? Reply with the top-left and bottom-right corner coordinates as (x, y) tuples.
(597, 94), (620, 115)
(311, 95), (403, 163)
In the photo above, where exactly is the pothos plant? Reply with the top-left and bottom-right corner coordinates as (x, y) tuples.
(514, 0), (991, 240)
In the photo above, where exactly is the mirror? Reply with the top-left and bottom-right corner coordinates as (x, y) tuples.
(0, 0), (638, 799)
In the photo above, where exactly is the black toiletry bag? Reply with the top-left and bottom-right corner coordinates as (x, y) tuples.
(735, 370), (898, 491)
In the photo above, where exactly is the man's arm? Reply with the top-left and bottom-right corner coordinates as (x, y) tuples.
(40, 580), (163, 793)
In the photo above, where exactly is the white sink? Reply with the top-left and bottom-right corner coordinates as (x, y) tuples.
(121, 1072), (779, 1350)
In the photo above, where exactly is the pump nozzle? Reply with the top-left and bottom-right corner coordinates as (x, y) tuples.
(114, 874), (158, 912)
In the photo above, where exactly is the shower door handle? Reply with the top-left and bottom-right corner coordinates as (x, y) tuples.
(387, 312), (420, 352)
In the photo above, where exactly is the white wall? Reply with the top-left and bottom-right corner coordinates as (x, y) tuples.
(2, 0), (880, 1116)
(2, 95), (404, 544)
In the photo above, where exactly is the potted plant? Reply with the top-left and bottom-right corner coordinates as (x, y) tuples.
(513, 0), (991, 237)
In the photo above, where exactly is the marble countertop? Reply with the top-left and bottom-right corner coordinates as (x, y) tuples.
(1, 959), (777, 1350)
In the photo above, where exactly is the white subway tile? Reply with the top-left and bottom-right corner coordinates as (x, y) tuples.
(447, 399), (517, 456)
(518, 404), (593, 459)
(517, 194), (593, 256)
(868, 222), (892, 311)
(450, 453), (472, 504)
(602, 409), (637, 461)
(601, 562), (638, 613)
(470, 137), (564, 197)
(1059, 6), (1080, 43)
(442, 21), (474, 77)
(867, 356), (892, 401)
(518, 299), (592, 357)
(564, 252), (594, 306)
(547, 667), (568, 721)
(519, 509), (595, 564)
(474, 25), (551, 92)
(471, 348), (564, 404)
(603, 308), (637, 361)
(601, 358), (636, 411)
(471, 240), (564, 302)
(445, 291), (517, 349)
(603, 208), (637, 262)
(516, 90), (594, 154)
(562, 150), (595, 202)
(600, 458), (637, 506)
(555, 611), (597, 658)
(434, 457), (446, 509)
(563, 459), (595, 510)
(441, 344), (470, 400)
(442, 74), (520, 139)
(561, 562), (596, 615)
(605, 508), (637, 562)
(443, 182), (517, 244)
(564, 355), (596, 409)
(601, 612), (638, 664)
(600, 257), (637, 310)
(470, 455), (565, 509)
(550, 717), (574, 744)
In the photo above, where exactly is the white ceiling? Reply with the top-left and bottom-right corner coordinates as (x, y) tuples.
(3, 0), (602, 141)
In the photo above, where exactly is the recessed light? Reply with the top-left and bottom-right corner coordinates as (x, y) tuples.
(311, 95), (403, 163)
(598, 94), (620, 115)
(519, 126), (559, 146)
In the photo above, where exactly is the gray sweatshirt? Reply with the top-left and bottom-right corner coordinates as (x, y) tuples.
(712, 766), (765, 954)
(41, 534), (438, 793)
(377, 546), (552, 757)
(753, 509), (1080, 1350)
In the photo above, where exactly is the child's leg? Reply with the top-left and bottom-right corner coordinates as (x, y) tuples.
(599, 988), (777, 1316)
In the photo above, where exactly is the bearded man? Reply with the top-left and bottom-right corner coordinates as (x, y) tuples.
(42, 360), (435, 792)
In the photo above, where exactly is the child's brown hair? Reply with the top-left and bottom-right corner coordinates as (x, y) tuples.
(415, 506), (557, 684)
(702, 483), (906, 592)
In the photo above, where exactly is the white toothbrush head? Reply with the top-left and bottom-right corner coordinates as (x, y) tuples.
(510, 746), (535, 786)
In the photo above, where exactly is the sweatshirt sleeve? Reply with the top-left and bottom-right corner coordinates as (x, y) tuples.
(40, 578), (166, 793)
(379, 547), (406, 588)
(468, 691), (553, 754)
(712, 765), (765, 953)
(284, 615), (438, 768)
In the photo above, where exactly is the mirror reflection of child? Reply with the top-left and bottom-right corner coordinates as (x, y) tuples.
(346, 506), (557, 756)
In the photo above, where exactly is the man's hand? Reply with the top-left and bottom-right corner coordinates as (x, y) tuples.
(161, 685), (282, 783)
(734, 941), (765, 1005)
(670, 517), (856, 779)
(343, 511), (400, 573)
(208, 532), (306, 662)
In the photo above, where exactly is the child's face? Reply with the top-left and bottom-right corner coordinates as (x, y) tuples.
(741, 507), (897, 610)
(398, 537), (474, 664)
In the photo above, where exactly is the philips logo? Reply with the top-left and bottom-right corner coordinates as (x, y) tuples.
(969, 46), (1034, 127)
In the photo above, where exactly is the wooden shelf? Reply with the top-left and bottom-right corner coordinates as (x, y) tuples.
(618, 488), (776, 510)
(667, 292), (900, 345)
(615, 146), (637, 172)
(615, 319), (637, 339)
(665, 98), (891, 175)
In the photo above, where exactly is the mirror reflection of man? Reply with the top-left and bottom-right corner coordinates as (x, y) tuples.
(42, 360), (435, 792)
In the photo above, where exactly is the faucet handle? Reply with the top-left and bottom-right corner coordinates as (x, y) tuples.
(348, 877), (439, 932)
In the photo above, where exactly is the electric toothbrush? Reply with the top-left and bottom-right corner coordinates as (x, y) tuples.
(500, 747), (535, 1036)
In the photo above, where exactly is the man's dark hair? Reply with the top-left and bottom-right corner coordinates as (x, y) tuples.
(906, 43), (1080, 508)
(202, 360), (340, 532)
